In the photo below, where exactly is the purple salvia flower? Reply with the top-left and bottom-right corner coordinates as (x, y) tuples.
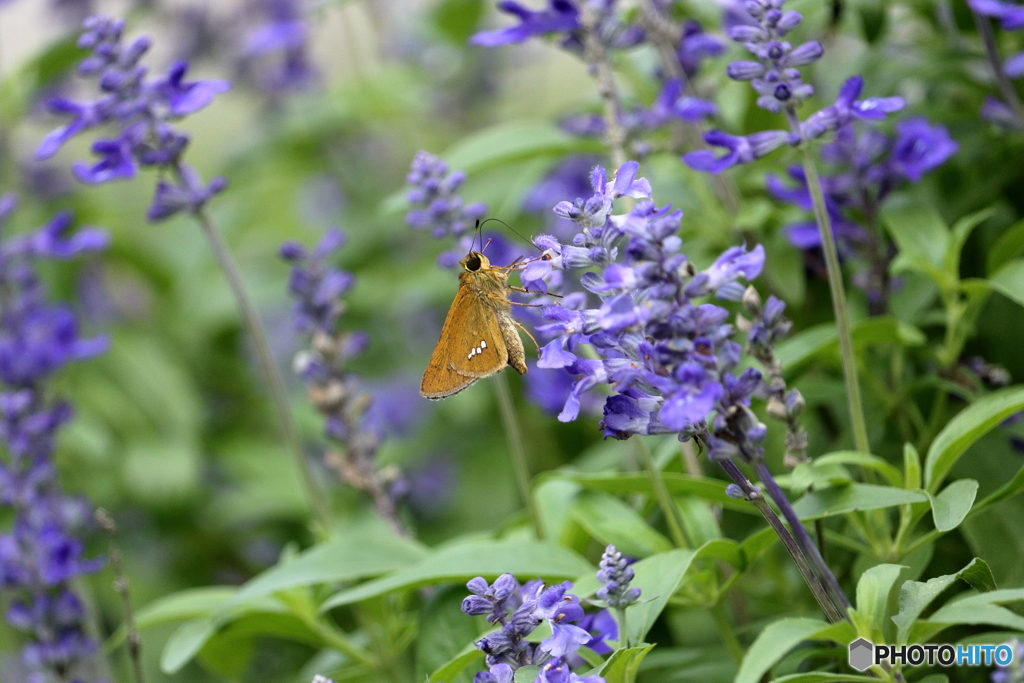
(280, 230), (406, 535)
(595, 545), (640, 608)
(528, 161), (768, 460)
(405, 150), (490, 266)
(0, 196), (108, 683)
(683, 130), (789, 173)
(470, 0), (641, 54)
(461, 575), (601, 675)
(36, 15), (230, 222)
(239, 0), (318, 95)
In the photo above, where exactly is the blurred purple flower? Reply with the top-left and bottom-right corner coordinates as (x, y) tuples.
(0, 195), (108, 683)
(240, 0), (318, 95)
(36, 16), (229, 222)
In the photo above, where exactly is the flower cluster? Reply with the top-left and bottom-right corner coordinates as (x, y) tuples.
(280, 229), (405, 535)
(0, 195), (109, 683)
(239, 0), (317, 97)
(36, 16), (229, 221)
(685, 0), (904, 173)
(595, 545), (640, 609)
(473, 3), (721, 158)
(768, 117), (957, 310)
(525, 161), (770, 463)
(992, 638), (1024, 683)
(461, 574), (605, 682)
(405, 151), (489, 267)
(470, 0), (643, 54)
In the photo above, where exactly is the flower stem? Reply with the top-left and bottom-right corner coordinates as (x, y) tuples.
(616, 606), (629, 648)
(192, 207), (332, 532)
(752, 461), (852, 612)
(579, 2), (627, 168)
(634, 437), (689, 548)
(972, 8), (1024, 128)
(491, 373), (543, 539)
(717, 459), (845, 623)
(796, 144), (871, 455)
(96, 509), (144, 683)
(710, 600), (744, 664)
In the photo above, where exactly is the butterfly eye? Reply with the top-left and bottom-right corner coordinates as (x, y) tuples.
(465, 255), (482, 271)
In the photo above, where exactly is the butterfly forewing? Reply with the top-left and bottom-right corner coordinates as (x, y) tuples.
(420, 280), (509, 400)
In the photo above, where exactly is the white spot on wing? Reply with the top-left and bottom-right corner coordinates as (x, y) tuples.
(467, 340), (488, 361)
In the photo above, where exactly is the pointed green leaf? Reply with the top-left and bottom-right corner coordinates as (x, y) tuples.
(161, 618), (217, 674)
(925, 386), (1024, 491)
(989, 258), (1024, 309)
(987, 218), (1024, 274)
(593, 644), (655, 683)
(851, 564), (906, 642)
(892, 557), (997, 645)
(233, 526), (429, 603)
(791, 483), (928, 520)
(736, 618), (832, 683)
(570, 491), (674, 557)
(929, 479), (979, 532)
(320, 541), (592, 610)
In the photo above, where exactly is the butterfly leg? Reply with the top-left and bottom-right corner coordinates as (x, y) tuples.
(508, 285), (563, 299)
(513, 319), (540, 351)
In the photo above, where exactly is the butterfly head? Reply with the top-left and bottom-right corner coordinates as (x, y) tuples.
(461, 251), (491, 272)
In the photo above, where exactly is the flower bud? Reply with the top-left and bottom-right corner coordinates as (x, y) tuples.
(742, 285), (762, 314)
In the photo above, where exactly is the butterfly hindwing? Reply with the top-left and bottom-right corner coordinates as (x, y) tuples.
(420, 281), (509, 400)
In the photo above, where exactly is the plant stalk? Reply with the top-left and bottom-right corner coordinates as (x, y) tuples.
(753, 461), (852, 611)
(492, 373), (543, 539)
(710, 600), (744, 664)
(192, 207), (332, 532)
(580, 2), (627, 168)
(717, 459), (845, 623)
(972, 9), (1024, 128)
(793, 138), (871, 455)
(634, 437), (689, 548)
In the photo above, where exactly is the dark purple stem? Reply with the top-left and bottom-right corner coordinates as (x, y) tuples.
(752, 460), (852, 610)
(717, 459), (845, 623)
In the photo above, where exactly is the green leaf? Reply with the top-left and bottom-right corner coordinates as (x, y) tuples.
(135, 587), (238, 629)
(882, 197), (949, 273)
(924, 386), (1024, 491)
(511, 665), (539, 682)
(791, 483), (928, 520)
(774, 317), (925, 373)
(320, 541), (592, 610)
(624, 550), (697, 644)
(552, 471), (754, 514)
(570, 492), (674, 557)
(813, 452), (904, 488)
(929, 479), (979, 532)
(593, 644), (655, 683)
(417, 587), (480, 683)
(161, 618), (217, 674)
(442, 121), (598, 174)
(972, 461), (1024, 515)
(428, 642), (484, 683)
(892, 557), (997, 645)
(903, 443), (922, 491)
(572, 545), (727, 644)
(945, 207), (996, 277)
(851, 564), (906, 642)
(735, 618), (832, 683)
(770, 674), (878, 683)
(987, 218), (1024, 274)
(989, 259), (1024, 309)
(232, 525), (428, 603)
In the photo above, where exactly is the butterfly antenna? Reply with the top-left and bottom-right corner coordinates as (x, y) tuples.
(472, 219), (483, 254)
(479, 218), (542, 252)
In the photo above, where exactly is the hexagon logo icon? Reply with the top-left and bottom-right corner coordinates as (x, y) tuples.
(849, 638), (874, 672)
